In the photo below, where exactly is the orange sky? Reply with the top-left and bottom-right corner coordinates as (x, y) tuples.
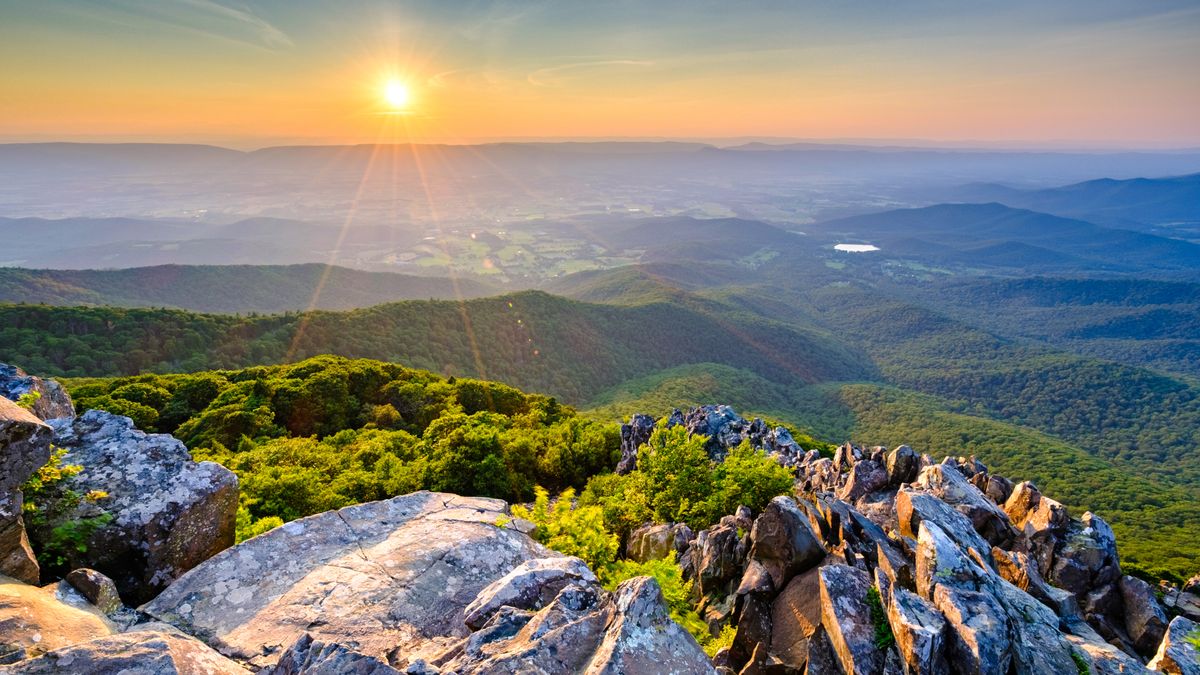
(2, 1), (1198, 148)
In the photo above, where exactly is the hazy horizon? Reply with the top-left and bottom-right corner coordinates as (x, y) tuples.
(3, 1), (1199, 147)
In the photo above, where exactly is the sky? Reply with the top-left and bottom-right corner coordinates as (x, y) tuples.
(1, 0), (1199, 148)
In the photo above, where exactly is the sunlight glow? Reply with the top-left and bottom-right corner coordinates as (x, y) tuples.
(383, 80), (411, 110)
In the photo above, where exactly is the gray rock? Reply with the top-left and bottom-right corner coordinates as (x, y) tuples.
(63, 568), (123, 615)
(895, 488), (991, 565)
(932, 584), (1011, 675)
(693, 521), (747, 599)
(0, 397), (53, 584)
(1121, 574), (1169, 656)
(1048, 512), (1121, 609)
(617, 413), (656, 474)
(462, 556), (596, 630)
(585, 576), (717, 675)
(269, 633), (402, 674)
(819, 564), (885, 675)
(803, 625), (840, 675)
(914, 465), (1015, 548)
(886, 445), (920, 486)
(35, 410), (237, 604)
(1148, 616), (1200, 675)
(629, 522), (693, 563)
(142, 492), (552, 670)
(840, 459), (889, 502)
(0, 365), (74, 422)
(0, 628), (246, 675)
(987, 576), (1083, 675)
(769, 564), (824, 668)
(748, 496), (825, 592)
(914, 521), (987, 598)
(1062, 614), (1153, 675)
(887, 586), (947, 675)
(990, 547), (1076, 617)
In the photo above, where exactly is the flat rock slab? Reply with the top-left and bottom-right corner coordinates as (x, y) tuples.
(143, 491), (552, 670)
(1, 628), (246, 675)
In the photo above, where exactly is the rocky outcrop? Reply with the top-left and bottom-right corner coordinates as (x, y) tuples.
(1149, 616), (1200, 675)
(0, 573), (113, 663)
(617, 413), (656, 474)
(0, 397), (53, 584)
(0, 364), (74, 422)
(463, 556), (597, 629)
(819, 564), (885, 675)
(628, 522), (694, 563)
(32, 410), (237, 604)
(1, 626), (247, 675)
(142, 492), (555, 670)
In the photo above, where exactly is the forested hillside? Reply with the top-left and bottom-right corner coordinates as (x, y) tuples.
(0, 264), (495, 312)
(0, 291), (870, 403)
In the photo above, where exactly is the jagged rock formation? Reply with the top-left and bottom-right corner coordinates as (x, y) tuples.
(0, 364), (74, 422)
(618, 405), (812, 474)
(0, 398), (53, 584)
(625, 406), (1193, 674)
(30, 410), (238, 604)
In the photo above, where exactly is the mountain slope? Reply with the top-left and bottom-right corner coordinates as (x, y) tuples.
(955, 172), (1200, 230)
(0, 264), (495, 312)
(812, 202), (1200, 272)
(0, 291), (871, 403)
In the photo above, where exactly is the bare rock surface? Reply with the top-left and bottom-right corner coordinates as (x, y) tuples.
(0, 626), (247, 675)
(0, 573), (113, 664)
(0, 365), (74, 422)
(35, 410), (237, 604)
(142, 491), (552, 670)
(0, 398), (52, 584)
(1149, 616), (1200, 675)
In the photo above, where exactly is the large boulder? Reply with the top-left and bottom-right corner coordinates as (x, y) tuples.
(0, 398), (53, 584)
(430, 576), (716, 675)
(0, 574), (113, 663)
(1148, 616), (1200, 675)
(143, 492), (552, 670)
(819, 564), (885, 675)
(33, 410), (237, 604)
(1120, 574), (1169, 656)
(839, 459), (889, 503)
(932, 585), (1010, 675)
(1, 626), (246, 675)
(463, 556), (596, 630)
(887, 586), (948, 675)
(0, 365), (74, 421)
(628, 522), (693, 563)
(913, 465), (1014, 547)
(748, 496), (825, 592)
(1047, 512), (1122, 609)
(769, 564), (825, 668)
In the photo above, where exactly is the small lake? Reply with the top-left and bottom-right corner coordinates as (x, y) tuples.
(834, 243), (880, 252)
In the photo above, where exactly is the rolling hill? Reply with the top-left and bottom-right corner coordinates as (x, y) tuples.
(0, 264), (495, 313)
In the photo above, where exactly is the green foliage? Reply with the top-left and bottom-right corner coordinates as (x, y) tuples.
(866, 586), (895, 650)
(1185, 627), (1200, 653)
(15, 391), (40, 410)
(705, 624), (737, 658)
(1071, 649), (1091, 675)
(594, 426), (793, 533)
(73, 356), (619, 534)
(512, 487), (619, 580)
(38, 513), (113, 569)
(21, 445), (112, 575)
(235, 506), (283, 543)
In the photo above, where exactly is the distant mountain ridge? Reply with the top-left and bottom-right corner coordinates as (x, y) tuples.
(812, 202), (1200, 272)
(0, 264), (495, 313)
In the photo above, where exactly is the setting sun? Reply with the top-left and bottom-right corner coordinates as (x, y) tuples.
(383, 80), (411, 110)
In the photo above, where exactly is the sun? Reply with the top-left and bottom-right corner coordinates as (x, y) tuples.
(383, 80), (411, 110)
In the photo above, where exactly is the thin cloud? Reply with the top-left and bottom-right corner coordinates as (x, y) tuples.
(527, 59), (654, 87)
